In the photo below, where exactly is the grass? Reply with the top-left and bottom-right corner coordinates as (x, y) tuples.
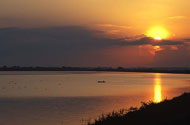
(88, 93), (190, 125)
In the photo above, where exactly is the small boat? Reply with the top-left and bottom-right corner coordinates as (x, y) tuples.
(98, 80), (106, 83)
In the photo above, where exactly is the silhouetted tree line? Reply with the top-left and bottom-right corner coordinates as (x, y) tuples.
(0, 65), (190, 73)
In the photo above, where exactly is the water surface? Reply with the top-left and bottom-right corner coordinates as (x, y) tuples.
(0, 71), (189, 125)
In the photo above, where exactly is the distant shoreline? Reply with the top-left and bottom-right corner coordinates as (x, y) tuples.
(0, 66), (190, 74)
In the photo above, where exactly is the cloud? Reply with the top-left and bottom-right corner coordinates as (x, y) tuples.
(0, 26), (189, 67)
(96, 24), (132, 29)
(168, 16), (185, 20)
(117, 37), (184, 46)
(0, 26), (184, 49)
(153, 45), (190, 67)
(184, 38), (190, 42)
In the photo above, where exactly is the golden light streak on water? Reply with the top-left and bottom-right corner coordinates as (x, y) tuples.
(154, 74), (162, 103)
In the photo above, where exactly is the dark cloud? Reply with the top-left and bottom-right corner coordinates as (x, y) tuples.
(117, 37), (153, 46)
(117, 37), (185, 46)
(184, 38), (190, 42)
(153, 45), (190, 67)
(0, 26), (115, 66)
(0, 26), (189, 67)
(153, 40), (183, 46)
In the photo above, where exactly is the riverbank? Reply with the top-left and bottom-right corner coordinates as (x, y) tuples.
(89, 93), (190, 125)
(1, 66), (190, 74)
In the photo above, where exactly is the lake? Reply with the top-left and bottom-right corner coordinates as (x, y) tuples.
(0, 71), (190, 125)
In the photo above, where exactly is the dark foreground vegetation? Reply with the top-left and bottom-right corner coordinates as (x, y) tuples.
(0, 66), (190, 74)
(89, 93), (190, 125)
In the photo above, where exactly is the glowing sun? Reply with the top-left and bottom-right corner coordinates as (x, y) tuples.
(146, 26), (169, 40)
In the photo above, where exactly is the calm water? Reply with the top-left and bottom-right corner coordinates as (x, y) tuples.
(0, 71), (190, 125)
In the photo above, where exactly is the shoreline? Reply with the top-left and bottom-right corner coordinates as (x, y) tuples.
(89, 93), (190, 125)
(0, 70), (190, 74)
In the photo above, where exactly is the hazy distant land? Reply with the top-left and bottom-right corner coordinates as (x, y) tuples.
(0, 66), (190, 74)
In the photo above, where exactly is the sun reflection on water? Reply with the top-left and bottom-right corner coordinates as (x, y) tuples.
(154, 74), (162, 103)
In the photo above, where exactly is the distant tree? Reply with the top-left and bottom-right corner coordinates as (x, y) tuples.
(117, 67), (124, 71)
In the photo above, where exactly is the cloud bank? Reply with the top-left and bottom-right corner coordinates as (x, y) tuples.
(0, 26), (189, 67)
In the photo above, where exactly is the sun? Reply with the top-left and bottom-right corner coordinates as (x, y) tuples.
(154, 36), (162, 40)
(146, 26), (169, 40)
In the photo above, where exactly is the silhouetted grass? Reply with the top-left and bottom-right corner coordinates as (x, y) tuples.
(89, 93), (190, 125)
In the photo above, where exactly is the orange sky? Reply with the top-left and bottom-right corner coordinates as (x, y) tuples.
(0, 0), (189, 38)
(0, 0), (189, 67)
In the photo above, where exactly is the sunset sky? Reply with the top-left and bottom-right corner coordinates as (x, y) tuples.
(0, 0), (190, 67)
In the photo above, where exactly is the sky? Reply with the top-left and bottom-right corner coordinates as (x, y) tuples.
(0, 0), (190, 67)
